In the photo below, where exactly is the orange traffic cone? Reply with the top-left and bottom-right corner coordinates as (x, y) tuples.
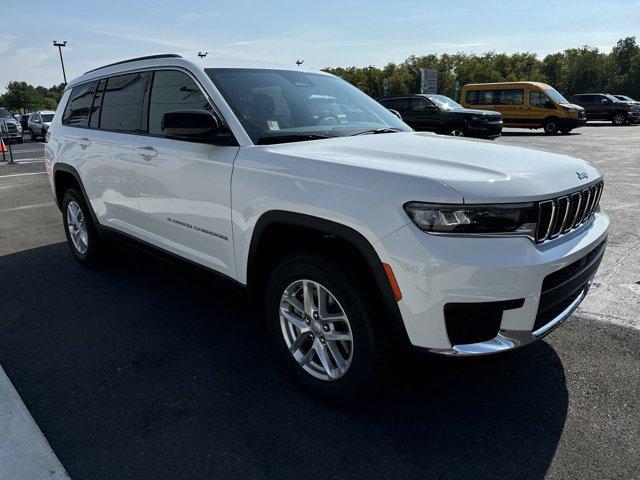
(0, 138), (7, 153)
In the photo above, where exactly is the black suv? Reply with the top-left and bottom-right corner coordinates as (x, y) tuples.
(570, 93), (640, 125)
(379, 94), (502, 139)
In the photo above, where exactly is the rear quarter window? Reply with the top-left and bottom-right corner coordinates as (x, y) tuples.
(62, 81), (98, 127)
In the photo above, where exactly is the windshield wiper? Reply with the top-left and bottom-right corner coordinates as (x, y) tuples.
(350, 127), (403, 136)
(256, 133), (333, 145)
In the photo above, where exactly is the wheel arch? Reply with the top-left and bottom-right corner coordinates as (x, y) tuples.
(247, 210), (409, 343)
(52, 163), (100, 227)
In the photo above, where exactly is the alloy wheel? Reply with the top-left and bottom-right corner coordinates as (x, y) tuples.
(612, 113), (625, 125)
(67, 200), (89, 254)
(449, 129), (465, 137)
(279, 279), (353, 381)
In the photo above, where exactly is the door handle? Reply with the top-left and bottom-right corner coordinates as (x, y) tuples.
(78, 137), (91, 147)
(136, 146), (158, 159)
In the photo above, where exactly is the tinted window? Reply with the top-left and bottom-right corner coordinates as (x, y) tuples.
(148, 70), (211, 136)
(100, 72), (149, 132)
(495, 89), (524, 105)
(411, 98), (431, 111)
(41, 114), (54, 122)
(391, 98), (410, 111)
(89, 79), (107, 129)
(62, 81), (97, 127)
(0, 108), (13, 119)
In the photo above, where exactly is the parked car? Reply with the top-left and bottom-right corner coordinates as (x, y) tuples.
(18, 113), (31, 130)
(460, 81), (586, 134)
(46, 55), (608, 402)
(27, 110), (55, 141)
(569, 93), (640, 125)
(378, 94), (503, 139)
(0, 107), (24, 143)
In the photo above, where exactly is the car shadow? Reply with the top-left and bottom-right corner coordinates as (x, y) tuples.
(0, 242), (568, 480)
(500, 131), (582, 137)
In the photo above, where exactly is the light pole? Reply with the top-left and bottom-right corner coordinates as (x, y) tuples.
(53, 41), (68, 85)
(198, 52), (208, 58)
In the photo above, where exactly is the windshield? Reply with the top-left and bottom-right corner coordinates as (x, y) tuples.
(205, 68), (410, 143)
(425, 94), (463, 110)
(544, 88), (569, 104)
(0, 108), (13, 119)
(615, 95), (633, 101)
(41, 114), (54, 122)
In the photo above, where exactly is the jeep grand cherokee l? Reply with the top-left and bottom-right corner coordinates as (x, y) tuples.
(45, 55), (608, 402)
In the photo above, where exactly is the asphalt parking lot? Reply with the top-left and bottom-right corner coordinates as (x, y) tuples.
(0, 126), (639, 479)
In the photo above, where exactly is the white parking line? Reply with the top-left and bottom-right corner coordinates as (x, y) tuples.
(13, 160), (45, 164)
(0, 365), (70, 479)
(0, 172), (47, 179)
(0, 202), (54, 213)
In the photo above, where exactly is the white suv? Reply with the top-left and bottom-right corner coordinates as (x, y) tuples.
(45, 55), (608, 401)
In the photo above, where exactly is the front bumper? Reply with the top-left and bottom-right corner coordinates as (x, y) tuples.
(374, 210), (609, 354)
(559, 117), (587, 129)
(467, 121), (503, 138)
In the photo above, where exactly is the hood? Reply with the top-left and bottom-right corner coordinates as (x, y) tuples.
(455, 108), (501, 117)
(266, 132), (602, 204)
(560, 103), (585, 111)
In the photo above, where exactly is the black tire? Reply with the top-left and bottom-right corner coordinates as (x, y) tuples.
(61, 188), (105, 266)
(611, 111), (627, 126)
(17, 137), (23, 144)
(445, 126), (466, 137)
(559, 128), (573, 134)
(265, 252), (387, 403)
(543, 119), (559, 134)
(29, 130), (36, 141)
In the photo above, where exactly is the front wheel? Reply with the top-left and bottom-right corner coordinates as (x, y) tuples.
(61, 188), (105, 266)
(612, 112), (627, 126)
(265, 253), (386, 403)
(559, 128), (573, 134)
(446, 126), (466, 137)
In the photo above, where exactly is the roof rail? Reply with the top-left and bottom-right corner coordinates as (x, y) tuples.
(84, 54), (183, 75)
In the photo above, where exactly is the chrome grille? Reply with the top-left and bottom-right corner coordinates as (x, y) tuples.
(536, 182), (603, 243)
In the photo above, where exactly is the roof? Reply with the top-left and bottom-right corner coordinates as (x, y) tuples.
(462, 81), (553, 89)
(67, 54), (331, 90)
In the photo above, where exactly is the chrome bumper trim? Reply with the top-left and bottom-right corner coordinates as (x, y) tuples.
(429, 275), (594, 357)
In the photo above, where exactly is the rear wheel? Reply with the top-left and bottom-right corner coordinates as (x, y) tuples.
(265, 252), (386, 403)
(543, 119), (559, 134)
(611, 112), (627, 126)
(61, 189), (105, 266)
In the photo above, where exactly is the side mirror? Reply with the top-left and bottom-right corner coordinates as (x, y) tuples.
(162, 109), (219, 140)
(602, 98), (610, 104)
(34, 118), (41, 123)
(388, 109), (402, 120)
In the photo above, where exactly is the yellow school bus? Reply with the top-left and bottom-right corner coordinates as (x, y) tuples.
(460, 82), (586, 134)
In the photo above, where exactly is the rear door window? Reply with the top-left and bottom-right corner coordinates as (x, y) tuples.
(100, 72), (149, 133)
(62, 81), (98, 127)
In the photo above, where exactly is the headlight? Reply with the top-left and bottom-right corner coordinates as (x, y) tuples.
(470, 114), (487, 121)
(16, 124), (22, 132)
(404, 202), (538, 237)
(562, 107), (576, 114)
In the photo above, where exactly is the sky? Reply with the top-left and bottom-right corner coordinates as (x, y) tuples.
(1, 0), (639, 93)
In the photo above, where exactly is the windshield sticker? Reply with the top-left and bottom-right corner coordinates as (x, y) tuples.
(267, 120), (280, 131)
